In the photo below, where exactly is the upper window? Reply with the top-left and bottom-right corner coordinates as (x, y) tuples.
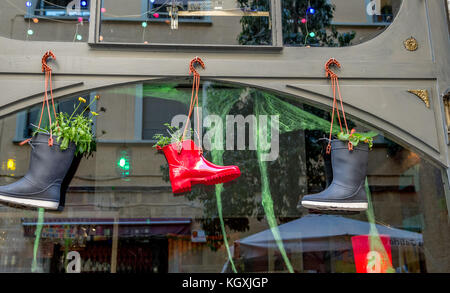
(31, 0), (91, 17)
(282, 0), (402, 47)
(98, 0), (273, 45)
(0, 0), (90, 42)
(0, 0), (403, 46)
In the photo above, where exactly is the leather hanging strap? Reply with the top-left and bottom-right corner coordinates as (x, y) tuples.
(180, 56), (205, 153)
(325, 58), (352, 153)
(20, 51), (58, 147)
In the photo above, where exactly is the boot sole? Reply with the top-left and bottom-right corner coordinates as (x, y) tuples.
(0, 194), (59, 210)
(172, 171), (241, 194)
(202, 171), (241, 186)
(301, 200), (368, 211)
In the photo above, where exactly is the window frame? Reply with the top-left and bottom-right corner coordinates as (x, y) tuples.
(88, 0), (283, 50)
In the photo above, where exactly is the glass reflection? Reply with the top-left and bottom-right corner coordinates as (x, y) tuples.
(282, 0), (402, 47)
(0, 0), (90, 42)
(99, 0), (272, 45)
(0, 0), (404, 46)
(0, 80), (448, 273)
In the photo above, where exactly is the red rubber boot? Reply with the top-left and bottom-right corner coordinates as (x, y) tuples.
(157, 139), (241, 194)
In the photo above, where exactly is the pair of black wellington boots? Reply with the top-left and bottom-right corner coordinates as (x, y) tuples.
(298, 139), (369, 212)
(0, 133), (80, 211)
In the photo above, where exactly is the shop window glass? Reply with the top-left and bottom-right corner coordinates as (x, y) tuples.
(0, 80), (448, 273)
(142, 97), (188, 140)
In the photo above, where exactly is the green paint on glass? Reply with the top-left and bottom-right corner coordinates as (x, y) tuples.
(205, 87), (337, 273)
(146, 82), (342, 273)
(215, 183), (237, 273)
(207, 87), (241, 273)
(63, 224), (72, 272)
(254, 114), (294, 273)
(365, 177), (395, 273)
(254, 92), (339, 134)
(252, 91), (339, 273)
(31, 208), (45, 273)
(210, 143), (237, 273)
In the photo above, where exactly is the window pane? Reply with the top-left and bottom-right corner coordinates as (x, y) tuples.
(0, 0), (90, 42)
(142, 97), (188, 140)
(282, 0), (402, 47)
(99, 0), (273, 45)
(0, 80), (448, 273)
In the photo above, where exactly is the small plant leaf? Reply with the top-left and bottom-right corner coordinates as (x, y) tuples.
(337, 130), (378, 150)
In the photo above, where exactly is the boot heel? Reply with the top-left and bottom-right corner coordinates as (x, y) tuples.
(171, 178), (191, 194)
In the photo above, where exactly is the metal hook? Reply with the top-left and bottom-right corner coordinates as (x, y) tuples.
(325, 58), (341, 78)
(42, 50), (56, 73)
(189, 56), (205, 76)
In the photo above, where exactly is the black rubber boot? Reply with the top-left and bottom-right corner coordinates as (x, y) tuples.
(57, 155), (82, 211)
(322, 141), (333, 187)
(0, 133), (75, 210)
(300, 139), (369, 212)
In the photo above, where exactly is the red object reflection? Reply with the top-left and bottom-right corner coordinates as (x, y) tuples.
(351, 235), (393, 273)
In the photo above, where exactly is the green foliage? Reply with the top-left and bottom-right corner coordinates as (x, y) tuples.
(33, 97), (98, 157)
(237, 0), (272, 45)
(337, 129), (378, 149)
(152, 123), (193, 148)
(237, 0), (356, 47)
(51, 113), (96, 156)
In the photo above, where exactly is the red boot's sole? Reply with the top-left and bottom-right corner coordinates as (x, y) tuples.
(201, 170), (241, 186)
(171, 170), (241, 194)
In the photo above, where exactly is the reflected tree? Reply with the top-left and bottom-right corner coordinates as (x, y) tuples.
(155, 83), (337, 248)
(237, 0), (356, 47)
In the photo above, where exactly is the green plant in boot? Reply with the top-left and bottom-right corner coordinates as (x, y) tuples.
(33, 96), (99, 157)
(337, 129), (378, 149)
(153, 123), (193, 149)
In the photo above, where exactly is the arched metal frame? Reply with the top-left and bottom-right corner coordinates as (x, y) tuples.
(0, 0), (449, 207)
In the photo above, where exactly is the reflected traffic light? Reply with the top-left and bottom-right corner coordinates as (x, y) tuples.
(116, 149), (131, 178)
